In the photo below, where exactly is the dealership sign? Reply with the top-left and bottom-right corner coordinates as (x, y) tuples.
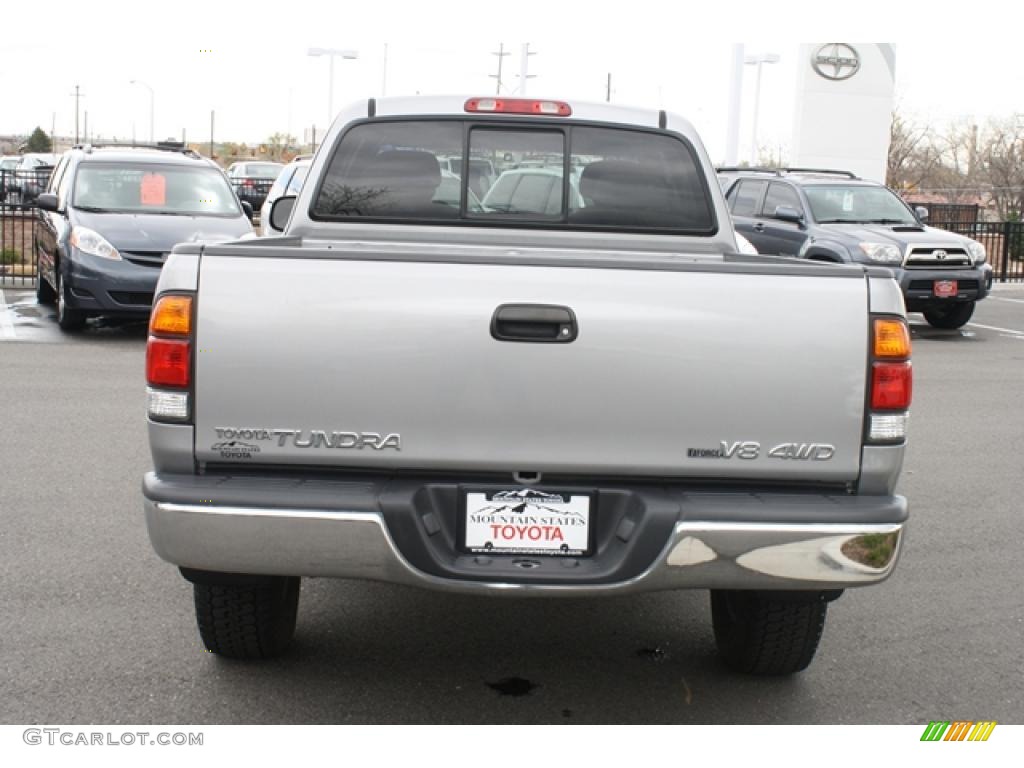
(812, 43), (861, 81)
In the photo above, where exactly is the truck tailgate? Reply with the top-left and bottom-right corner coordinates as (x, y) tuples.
(193, 252), (869, 483)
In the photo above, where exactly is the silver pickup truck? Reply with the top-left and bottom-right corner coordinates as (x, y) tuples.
(142, 96), (912, 675)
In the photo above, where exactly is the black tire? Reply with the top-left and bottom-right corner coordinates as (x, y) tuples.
(55, 270), (86, 331)
(711, 590), (828, 675)
(36, 271), (56, 305)
(193, 576), (300, 659)
(923, 301), (975, 329)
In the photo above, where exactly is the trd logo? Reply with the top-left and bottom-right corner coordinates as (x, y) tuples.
(920, 720), (996, 742)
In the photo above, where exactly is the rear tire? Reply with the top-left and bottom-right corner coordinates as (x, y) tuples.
(193, 576), (301, 660)
(55, 270), (86, 331)
(711, 590), (828, 675)
(923, 301), (975, 329)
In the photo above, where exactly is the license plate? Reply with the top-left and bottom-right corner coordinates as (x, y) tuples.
(934, 280), (958, 298)
(462, 489), (592, 556)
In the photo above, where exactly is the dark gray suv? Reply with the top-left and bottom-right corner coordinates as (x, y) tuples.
(719, 168), (993, 329)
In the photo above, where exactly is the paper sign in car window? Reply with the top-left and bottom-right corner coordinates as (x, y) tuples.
(140, 173), (167, 206)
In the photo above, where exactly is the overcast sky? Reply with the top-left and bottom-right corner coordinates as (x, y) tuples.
(2, 1), (1020, 162)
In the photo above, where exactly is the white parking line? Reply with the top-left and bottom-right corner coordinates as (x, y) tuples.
(966, 322), (1024, 336)
(0, 289), (18, 340)
(990, 297), (1024, 304)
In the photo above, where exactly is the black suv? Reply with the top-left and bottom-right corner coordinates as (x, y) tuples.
(719, 168), (994, 329)
(34, 142), (254, 330)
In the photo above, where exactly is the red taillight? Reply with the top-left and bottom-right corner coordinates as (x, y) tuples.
(871, 362), (912, 410)
(147, 337), (190, 388)
(243, 179), (254, 188)
(464, 97), (572, 116)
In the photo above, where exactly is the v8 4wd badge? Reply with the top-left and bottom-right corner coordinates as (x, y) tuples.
(687, 441), (835, 461)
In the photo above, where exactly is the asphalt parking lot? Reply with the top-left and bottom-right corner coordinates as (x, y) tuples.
(1, 283), (1022, 724)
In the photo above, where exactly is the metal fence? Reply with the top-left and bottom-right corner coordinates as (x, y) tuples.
(0, 169), (43, 288)
(930, 219), (1024, 282)
(907, 202), (980, 225)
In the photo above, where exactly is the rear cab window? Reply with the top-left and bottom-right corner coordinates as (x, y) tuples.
(311, 118), (716, 234)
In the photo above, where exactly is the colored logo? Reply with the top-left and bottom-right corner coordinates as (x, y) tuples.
(920, 721), (997, 742)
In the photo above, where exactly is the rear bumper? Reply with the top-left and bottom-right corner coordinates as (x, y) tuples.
(143, 472), (907, 596)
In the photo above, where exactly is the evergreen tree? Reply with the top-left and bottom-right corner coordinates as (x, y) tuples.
(25, 127), (52, 153)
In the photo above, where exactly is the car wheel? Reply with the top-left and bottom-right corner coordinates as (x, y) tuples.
(193, 576), (300, 659)
(710, 590), (828, 675)
(55, 270), (86, 331)
(923, 301), (975, 330)
(36, 271), (56, 305)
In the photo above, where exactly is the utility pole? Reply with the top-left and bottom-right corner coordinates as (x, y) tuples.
(606, 73), (612, 102)
(517, 43), (536, 96)
(745, 52), (780, 165)
(210, 110), (215, 160)
(490, 43), (509, 95)
(51, 112), (56, 153)
(84, 111), (88, 144)
(71, 84), (84, 144)
(724, 44), (744, 166)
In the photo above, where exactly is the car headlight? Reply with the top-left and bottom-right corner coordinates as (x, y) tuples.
(966, 240), (986, 264)
(858, 242), (902, 264)
(70, 226), (121, 261)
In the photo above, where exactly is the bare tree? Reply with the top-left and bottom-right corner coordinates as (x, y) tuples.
(265, 133), (297, 162)
(887, 110), (943, 191)
(977, 116), (1024, 220)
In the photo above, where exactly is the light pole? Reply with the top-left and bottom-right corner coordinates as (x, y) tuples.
(744, 52), (779, 165)
(130, 80), (154, 143)
(307, 48), (358, 129)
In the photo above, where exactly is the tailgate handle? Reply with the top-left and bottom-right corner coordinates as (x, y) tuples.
(491, 304), (578, 343)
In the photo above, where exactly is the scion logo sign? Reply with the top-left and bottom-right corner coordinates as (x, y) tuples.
(464, 489), (591, 556)
(213, 427), (401, 450)
(811, 43), (861, 81)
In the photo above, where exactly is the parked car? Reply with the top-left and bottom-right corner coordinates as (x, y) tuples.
(0, 155), (20, 200)
(438, 156), (497, 198)
(719, 167), (993, 328)
(260, 157), (311, 235)
(20, 153), (59, 204)
(34, 142), (253, 330)
(3, 153), (58, 208)
(226, 160), (284, 214)
(482, 167), (583, 214)
(436, 169), (484, 211)
(144, 96), (910, 676)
